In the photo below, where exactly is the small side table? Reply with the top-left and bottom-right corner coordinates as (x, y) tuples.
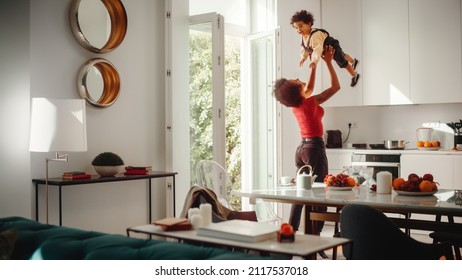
(33, 171), (177, 226)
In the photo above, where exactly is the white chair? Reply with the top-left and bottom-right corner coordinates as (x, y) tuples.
(195, 159), (281, 224)
(195, 159), (233, 209)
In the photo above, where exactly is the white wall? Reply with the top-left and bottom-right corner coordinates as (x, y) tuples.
(323, 103), (462, 149)
(0, 0), (167, 235)
(0, 0), (32, 219)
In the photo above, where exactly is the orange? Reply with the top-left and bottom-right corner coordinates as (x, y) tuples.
(432, 182), (438, 191)
(417, 141), (424, 147)
(419, 180), (434, 192)
(424, 141), (432, 148)
(393, 178), (406, 190)
(280, 223), (294, 235)
(346, 177), (356, 187)
(431, 141), (440, 147)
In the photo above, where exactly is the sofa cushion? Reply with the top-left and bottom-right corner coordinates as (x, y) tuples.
(0, 229), (17, 260)
(0, 216), (270, 260)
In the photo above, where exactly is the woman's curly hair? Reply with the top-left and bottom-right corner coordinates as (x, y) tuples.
(273, 78), (304, 107)
(290, 10), (314, 25)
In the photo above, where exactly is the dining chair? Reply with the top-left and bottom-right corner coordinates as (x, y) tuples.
(195, 159), (234, 209)
(429, 231), (462, 260)
(340, 204), (453, 260)
(195, 159), (281, 224)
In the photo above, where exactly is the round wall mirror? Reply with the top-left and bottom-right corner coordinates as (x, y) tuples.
(77, 58), (120, 107)
(69, 0), (128, 53)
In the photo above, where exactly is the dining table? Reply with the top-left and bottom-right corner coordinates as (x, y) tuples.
(233, 183), (462, 235)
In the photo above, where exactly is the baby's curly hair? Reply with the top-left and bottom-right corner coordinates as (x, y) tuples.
(290, 10), (314, 25)
(273, 79), (304, 107)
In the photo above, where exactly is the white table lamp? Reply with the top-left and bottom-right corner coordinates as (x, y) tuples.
(29, 98), (87, 224)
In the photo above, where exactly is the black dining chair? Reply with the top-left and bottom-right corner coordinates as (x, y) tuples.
(429, 231), (462, 260)
(340, 204), (453, 260)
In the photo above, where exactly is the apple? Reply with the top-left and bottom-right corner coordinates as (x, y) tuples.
(422, 173), (434, 182)
(408, 173), (419, 181)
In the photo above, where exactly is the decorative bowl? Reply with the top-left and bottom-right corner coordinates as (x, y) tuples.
(94, 165), (122, 177)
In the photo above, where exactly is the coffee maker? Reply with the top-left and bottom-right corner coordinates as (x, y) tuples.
(447, 120), (462, 147)
(455, 132), (462, 146)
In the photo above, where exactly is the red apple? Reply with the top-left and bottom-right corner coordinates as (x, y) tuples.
(422, 173), (434, 182)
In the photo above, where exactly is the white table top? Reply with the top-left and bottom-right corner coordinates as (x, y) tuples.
(127, 223), (350, 259)
(234, 183), (462, 216)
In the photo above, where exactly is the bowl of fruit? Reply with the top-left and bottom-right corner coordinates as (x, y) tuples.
(392, 173), (438, 196)
(417, 140), (441, 150)
(324, 173), (358, 191)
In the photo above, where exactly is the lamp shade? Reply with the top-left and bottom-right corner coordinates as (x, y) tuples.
(29, 98), (87, 152)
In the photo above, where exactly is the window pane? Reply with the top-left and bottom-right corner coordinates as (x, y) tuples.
(251, 34), (275, 191)
(189, 26), (213, 186)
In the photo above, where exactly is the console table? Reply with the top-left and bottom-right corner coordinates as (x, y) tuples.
(33, 171), (177, 226)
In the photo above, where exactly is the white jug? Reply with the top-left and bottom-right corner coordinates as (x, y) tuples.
(296, 165), (318, 189)
(416, 127), (433, 142)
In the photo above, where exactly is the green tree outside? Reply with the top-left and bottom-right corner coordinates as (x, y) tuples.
(189, 32), (242, 210)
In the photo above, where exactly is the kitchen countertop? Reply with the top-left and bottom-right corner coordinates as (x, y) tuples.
(327, 148), (462, 155)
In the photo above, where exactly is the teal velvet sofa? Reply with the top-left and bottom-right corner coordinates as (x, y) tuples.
(0, 216), (271, 260)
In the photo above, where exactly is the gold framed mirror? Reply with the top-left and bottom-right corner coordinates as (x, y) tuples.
(69, 0), (128, 53)
(77, 58), (120, 107)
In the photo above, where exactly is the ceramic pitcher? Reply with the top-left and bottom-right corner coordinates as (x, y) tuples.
(416, 127), (433, 142)
(296, 165), (317, 189)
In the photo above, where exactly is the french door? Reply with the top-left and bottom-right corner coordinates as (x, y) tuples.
(189, 13), (278, 214)
(189, 13), (225, 184)
(241, 30), (278, 216)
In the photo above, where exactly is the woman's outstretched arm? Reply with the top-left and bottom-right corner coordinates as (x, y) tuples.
(315, 46), (340, 105)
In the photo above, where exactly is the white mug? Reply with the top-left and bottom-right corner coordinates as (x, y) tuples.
(280, 176), (292, 185)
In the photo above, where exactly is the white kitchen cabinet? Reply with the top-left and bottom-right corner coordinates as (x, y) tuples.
(401, 154), (454, 189)
(321, 0), (362, 107)
(326, 149), (352, 175)
(409, 0), (462, 104)
(361, 0), (410, 106)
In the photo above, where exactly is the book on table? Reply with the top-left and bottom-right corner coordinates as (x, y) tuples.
(62, 172), (91, 180)
(124, 166), (151, 176)
(196, 220), (278, 243)
(152, 217), (192, 231)
(124, 170), (149, 175)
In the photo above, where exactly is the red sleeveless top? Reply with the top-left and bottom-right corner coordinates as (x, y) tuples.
(292, 96), (324, 138)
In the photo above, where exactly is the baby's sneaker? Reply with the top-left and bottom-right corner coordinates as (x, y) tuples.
(352, 59), (359, 70)
(351, 73), (360, 87)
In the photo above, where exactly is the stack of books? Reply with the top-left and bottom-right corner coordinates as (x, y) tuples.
(62, 171), (91, 180)
(197, 220), (278, 243)
(124, 166), (152, 176)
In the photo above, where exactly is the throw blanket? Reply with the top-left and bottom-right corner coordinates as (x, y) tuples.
(180, 185), (257, 222)
(180, 185), (232, 219)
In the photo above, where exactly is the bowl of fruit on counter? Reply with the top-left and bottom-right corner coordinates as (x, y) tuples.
(324, 173), (359, 191)
(392, 173), (438, 196)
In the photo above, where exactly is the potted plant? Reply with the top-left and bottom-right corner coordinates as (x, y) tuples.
(92, 152), (124, 177)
